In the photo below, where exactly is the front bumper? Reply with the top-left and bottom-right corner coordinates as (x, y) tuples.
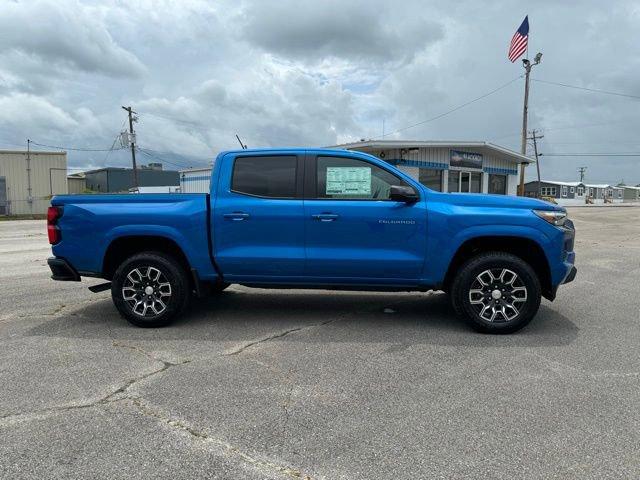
(47, 257), (80, 282)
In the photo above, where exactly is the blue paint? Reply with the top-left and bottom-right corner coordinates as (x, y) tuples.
(51, 147), (574, 294)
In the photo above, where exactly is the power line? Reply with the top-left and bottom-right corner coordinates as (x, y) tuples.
(490, 120), (630, 142)
(531, 78), (640, 100)
(540, 153), (640, 157)
(29, 140), (126, 152)
(377, 75), (523, 139)
(136, 147), (210, 170)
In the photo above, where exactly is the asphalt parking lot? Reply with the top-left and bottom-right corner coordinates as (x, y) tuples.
(0, 207), (639, 479)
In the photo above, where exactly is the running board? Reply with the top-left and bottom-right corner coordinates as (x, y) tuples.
(88, 282), (112, 293)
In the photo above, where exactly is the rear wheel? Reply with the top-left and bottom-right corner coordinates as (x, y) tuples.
(111, 252), (190, 328)
(451, 252), (541, 334)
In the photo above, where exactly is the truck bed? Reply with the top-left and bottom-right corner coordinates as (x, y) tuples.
(50, 194), (217, 280)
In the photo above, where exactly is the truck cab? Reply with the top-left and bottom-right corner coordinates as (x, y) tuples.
(48, 148), (576, 333)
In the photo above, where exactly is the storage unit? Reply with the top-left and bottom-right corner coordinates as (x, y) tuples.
(180, 167), (212, 193)
(333, 141), (533, 195)
(0, 150), (68, 215)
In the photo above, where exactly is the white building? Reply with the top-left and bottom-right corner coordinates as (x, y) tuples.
(334, 141), (533, 195)
(180, 167), (212, 193)
(0, 150), (68, 215)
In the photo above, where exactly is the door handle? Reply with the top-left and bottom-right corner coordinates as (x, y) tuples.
(223, 212), (250, 221)
(312, 213), (339, 222)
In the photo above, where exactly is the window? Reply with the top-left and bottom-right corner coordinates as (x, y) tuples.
(448, 171), (483, 193)
(570, 187), (575, 193)
(488, 174), (507, 194)
(448, 171), (460, 193)
(315, 156), (412, 200)
(562, 186), (568, 197)
(618, 190), (622, 198)
(418, 168), (442, 192)
(589, 188), (594, 196)
(577, 186), (584, 196)
(232, 156), (297, 198)
(541, 186), (557, 196)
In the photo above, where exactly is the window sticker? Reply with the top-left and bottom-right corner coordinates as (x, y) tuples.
(326, 167), (371, 195)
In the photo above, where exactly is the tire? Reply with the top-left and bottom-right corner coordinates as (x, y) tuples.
(451, 252), (541, 334)
(111, 252), (190, 328)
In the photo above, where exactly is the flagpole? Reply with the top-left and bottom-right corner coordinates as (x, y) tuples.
(519, 61), (531, 196)
(518, 52), (542, 196)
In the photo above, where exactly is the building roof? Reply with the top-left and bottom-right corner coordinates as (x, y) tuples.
(525, 180), (583, 187)
(620, 185), (640, 190)
(83, 166), (178, 174)
(584, 184), (613, 189)
(0, 149), (66, 155)
(331, 140), (535, 164)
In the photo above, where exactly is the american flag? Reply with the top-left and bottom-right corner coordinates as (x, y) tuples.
(508, 16), (529, 62)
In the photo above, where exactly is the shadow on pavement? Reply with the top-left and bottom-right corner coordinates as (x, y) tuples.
(26, 289), (579, 348)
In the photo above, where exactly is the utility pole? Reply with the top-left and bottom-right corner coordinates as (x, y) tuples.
(518, 52), (543, 196)
(528, 129), (543, 197)
(121, 106), (139, 188)
(578, 166), (587, 183)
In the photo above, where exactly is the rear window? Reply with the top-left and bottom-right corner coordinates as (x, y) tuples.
(231, 156), (297, 198)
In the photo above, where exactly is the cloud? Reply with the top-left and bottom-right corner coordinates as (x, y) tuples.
(0, 93), (78, 133)
(0, 0), (145, 78)
(240, 0), (444, 65)
(135, 67), (358, 158)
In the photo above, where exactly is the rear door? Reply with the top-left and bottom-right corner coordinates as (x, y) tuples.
(303, 153), (427, 282)
(213, 152), (305, 280)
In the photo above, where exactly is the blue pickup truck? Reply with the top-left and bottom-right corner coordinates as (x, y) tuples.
(48, 148), (576, 333)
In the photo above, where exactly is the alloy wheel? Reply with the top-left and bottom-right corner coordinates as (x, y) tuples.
(122, 266), (172, 317)
(468, 268), (528, 322)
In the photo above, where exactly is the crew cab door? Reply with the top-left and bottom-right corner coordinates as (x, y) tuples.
(303, 154), (427, 281)
(213, 153), (305, 280)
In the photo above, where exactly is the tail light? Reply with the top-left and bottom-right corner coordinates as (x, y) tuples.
(47, 206), (63, 244)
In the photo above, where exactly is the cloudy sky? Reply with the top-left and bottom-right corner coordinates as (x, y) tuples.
(0, 0), (639, 184)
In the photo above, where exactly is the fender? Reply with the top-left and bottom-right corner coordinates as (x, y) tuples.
(426, 223), (553, 285)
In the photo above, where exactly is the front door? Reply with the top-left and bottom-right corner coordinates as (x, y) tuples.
(213, 153), (305, 280)
(448, 170), (482, 193)
(304, 154), (427, 282)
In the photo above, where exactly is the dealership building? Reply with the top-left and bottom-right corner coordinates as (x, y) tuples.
(335, 140), (533, 195)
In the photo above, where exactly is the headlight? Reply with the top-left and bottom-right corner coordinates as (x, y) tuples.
(533, 209), (567, 227)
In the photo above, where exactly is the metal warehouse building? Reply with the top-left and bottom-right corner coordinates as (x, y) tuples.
(335, 141), (533, 195)
(0, 150), (68, 215)
(84, 165), (179, 193)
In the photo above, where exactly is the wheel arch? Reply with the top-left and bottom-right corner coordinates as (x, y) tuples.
(102, 235), (192, 281)
(443, 236), (553, 300)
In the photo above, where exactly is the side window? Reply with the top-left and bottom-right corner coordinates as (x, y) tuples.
(232, 156), (297, 198)
(315, 156), (413, 200)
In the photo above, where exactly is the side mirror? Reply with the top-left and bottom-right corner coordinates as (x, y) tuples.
(389, 185), (418, 203)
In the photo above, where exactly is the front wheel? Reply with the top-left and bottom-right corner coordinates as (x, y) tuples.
(111, 252), (190, 328)
(451, 252), (541, 334)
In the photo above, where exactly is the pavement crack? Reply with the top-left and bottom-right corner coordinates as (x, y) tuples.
(225, 319), (336, 356)
(122, 397), (313, 479)
(0, 344), (190, 425)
